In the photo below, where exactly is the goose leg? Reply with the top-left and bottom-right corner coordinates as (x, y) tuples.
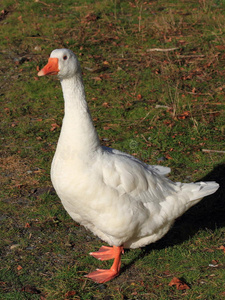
(85, 245), (124, 283)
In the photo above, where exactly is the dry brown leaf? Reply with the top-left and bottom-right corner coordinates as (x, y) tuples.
(92, 76), (102, 81)
(215, 45), (225, 50)
(169, 277), (190, 290)
(21, 285), (41, 294)
(165, 154), (173, 160)
(50, 123), (59, 131)
(178, 111), (190, 119)
(102, 102), (110, 108)
(65, 291), (76, 297)
(219, 245), (225, 253)
(85, 13), (98, 22)
(18, 15), (23, 23)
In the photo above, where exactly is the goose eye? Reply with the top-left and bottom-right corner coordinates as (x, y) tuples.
(63, 55), (68, 60)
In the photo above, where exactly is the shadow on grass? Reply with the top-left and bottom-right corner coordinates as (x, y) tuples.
(121, 163), (225, 273)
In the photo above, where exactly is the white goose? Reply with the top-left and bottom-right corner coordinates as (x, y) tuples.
(38, 49), (219, 283)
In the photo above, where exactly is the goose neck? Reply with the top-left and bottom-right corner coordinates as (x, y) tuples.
(59, 75), (100, 153)
(61, 75), (87, 114)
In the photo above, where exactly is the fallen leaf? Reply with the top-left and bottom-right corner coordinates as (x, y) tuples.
(102, 102), (110, 108)
(17, 265), (23, 271)
(50, 123), (59, 131)
(203, 247), (214, 253)
(211, 259), (219, 265)
(178, 111), (190, 120)
(4, 107), (10, 114)
(65, 290), (76, 297)
(21, 285), (41, 294)
(18, 15), (23, 23)
(165, 154), (173, 160)
(219, 245), (225, 253)
(16, 184), (25, 189)
(169, 277), (190, 290)
(92, 76), (102, 81)
(84, 13), (98, 22)
(215, 45), (225, 50)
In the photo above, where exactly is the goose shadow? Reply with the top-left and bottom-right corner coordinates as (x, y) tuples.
(121, 163), (225, 273)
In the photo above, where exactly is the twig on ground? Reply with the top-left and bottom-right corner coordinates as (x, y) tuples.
(202, 149), (225, 154)
(177, 54), (205, 58)
(146, 47), (179, 52)
(155, 105), (171, 110)
(34, 0), (50, 6)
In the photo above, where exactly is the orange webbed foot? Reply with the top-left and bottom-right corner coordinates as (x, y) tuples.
(86, 245), (124, 283)
(89, 245), (116, 261)
(85, 268), (119, 283)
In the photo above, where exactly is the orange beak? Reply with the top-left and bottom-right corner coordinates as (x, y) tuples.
(38, 57), (59, 76)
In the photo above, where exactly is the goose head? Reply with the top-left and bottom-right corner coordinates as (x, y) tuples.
(38, 48), (81, 79)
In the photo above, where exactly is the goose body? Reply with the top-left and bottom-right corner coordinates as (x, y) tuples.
(38, 49), (219, 283)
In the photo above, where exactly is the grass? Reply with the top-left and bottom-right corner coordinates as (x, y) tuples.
(1, 0), (225, 299)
